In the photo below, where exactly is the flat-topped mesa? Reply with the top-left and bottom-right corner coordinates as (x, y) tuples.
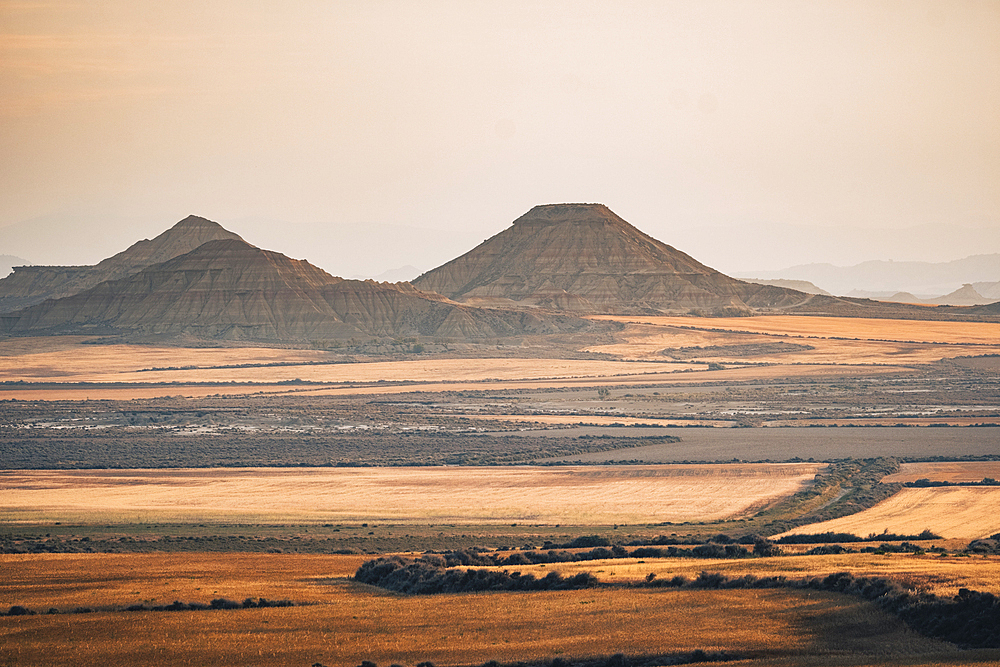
(413, 203), (807, 314)
(512, 203), (628, 227)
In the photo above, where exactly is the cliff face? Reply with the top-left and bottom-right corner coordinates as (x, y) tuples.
(0, 215), (243, 313)
(0, 239), (592, 342)
(413, 204), (805, 314)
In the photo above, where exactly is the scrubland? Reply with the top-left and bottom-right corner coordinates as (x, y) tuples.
(2, 314), (999, 665)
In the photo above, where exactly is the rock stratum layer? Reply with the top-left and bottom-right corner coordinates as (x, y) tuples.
(0, 239), (592, 342)
(0, 215), (242, 313)
(413, 204), (807, 314)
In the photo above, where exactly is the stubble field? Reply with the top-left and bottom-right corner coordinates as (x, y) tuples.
(781, 487), (1000, 540)
(883, 462), (1000, 483)
(0, 464), (822, 525)
(585, 315), (1000, 364)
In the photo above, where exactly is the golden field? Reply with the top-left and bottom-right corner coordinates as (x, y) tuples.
(0, 464), (821, 525)
(0, 361), (907, 401)
(780, 487), (1000, 540)
(524, 552), (1000, 598)
(0, 317), (943, 401)
(585, 316), (1000, 364)
(883, 462), (1000, 484)
(1, 552), (991, 667)
(0, 339), (691, 384)
(589, 315), (1000, 346)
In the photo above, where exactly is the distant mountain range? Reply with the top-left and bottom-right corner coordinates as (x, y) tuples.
(858, 283), (1000, 307)
(1, 206), (997, 343)
(740, 254), (1000, 298)
(353, 265), (422, 283)
(741, 278), (831, 296)
(0, 255), (29, 279)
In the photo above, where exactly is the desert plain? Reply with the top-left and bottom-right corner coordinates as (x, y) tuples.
(2, 312), (999, 667)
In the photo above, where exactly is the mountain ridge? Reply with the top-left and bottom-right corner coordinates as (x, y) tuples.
(0, 215), (243, 313)
(741, 254), (1000, 296)
(0, 238), (595, 342)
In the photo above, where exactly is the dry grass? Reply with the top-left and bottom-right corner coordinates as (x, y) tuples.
(590, 315), (1000, 346)
(528, 553), (1000, 598)
(0, 361), (908, 401)
(780, 488), (1000, 540)
(584, 316), (1000, 364)
(0, 553), (367, 609)
(884, 462), (1000, 484)
(0, 464), (821, 525)
(289, 363), (903, 397)
(0, 552), (969, 667)
(0, 336), (331, 379)
(0, 339), (689, 383)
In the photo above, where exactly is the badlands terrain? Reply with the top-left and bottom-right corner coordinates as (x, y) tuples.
(2, 204), (999, 666)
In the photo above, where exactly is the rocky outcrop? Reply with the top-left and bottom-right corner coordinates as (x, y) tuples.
(0, 239), (593, 342)
(0, 215), (242, 313)
(413, 203), (806, 314)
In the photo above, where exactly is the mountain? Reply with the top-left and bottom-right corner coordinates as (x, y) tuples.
(973, 281), (1000, 301)
(741, 254), (1000, 297)
(741, 278), (831, 296)
(353, 265), (422, 283)
(0, 215), (243, 313)
(0, 238), (592, 342)
(0, 255), (30, 279)
(881, 292), (927, 304)
(926, 284), (993, 306)
(681, 221), (1000, 279)
(412, 203), (807, 315)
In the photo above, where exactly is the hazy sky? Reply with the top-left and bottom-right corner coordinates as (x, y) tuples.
(2, 1), (998, 276)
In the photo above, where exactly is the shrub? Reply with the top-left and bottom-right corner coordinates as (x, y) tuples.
(210, 598), (241, 610)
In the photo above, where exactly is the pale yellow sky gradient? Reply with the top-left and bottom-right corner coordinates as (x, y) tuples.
(1, 1), (997, 275)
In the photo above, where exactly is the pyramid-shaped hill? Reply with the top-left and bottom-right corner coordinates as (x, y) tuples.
(0, 215), (243, 313)
(412, 203), (808, 314)
(0, 238), (593, 342)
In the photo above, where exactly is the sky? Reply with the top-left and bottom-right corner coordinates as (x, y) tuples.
(2, 1), (998, 277)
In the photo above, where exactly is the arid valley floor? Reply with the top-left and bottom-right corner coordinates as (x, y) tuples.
(2, 313), (999, 666)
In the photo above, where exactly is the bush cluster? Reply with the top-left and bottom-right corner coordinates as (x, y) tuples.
(777, 529), (941, 544)
(354, 556), (599, 594)
(327, 651), (741, 667)
(4, 597), (294, 616)
(354, 558), (1000, 649)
